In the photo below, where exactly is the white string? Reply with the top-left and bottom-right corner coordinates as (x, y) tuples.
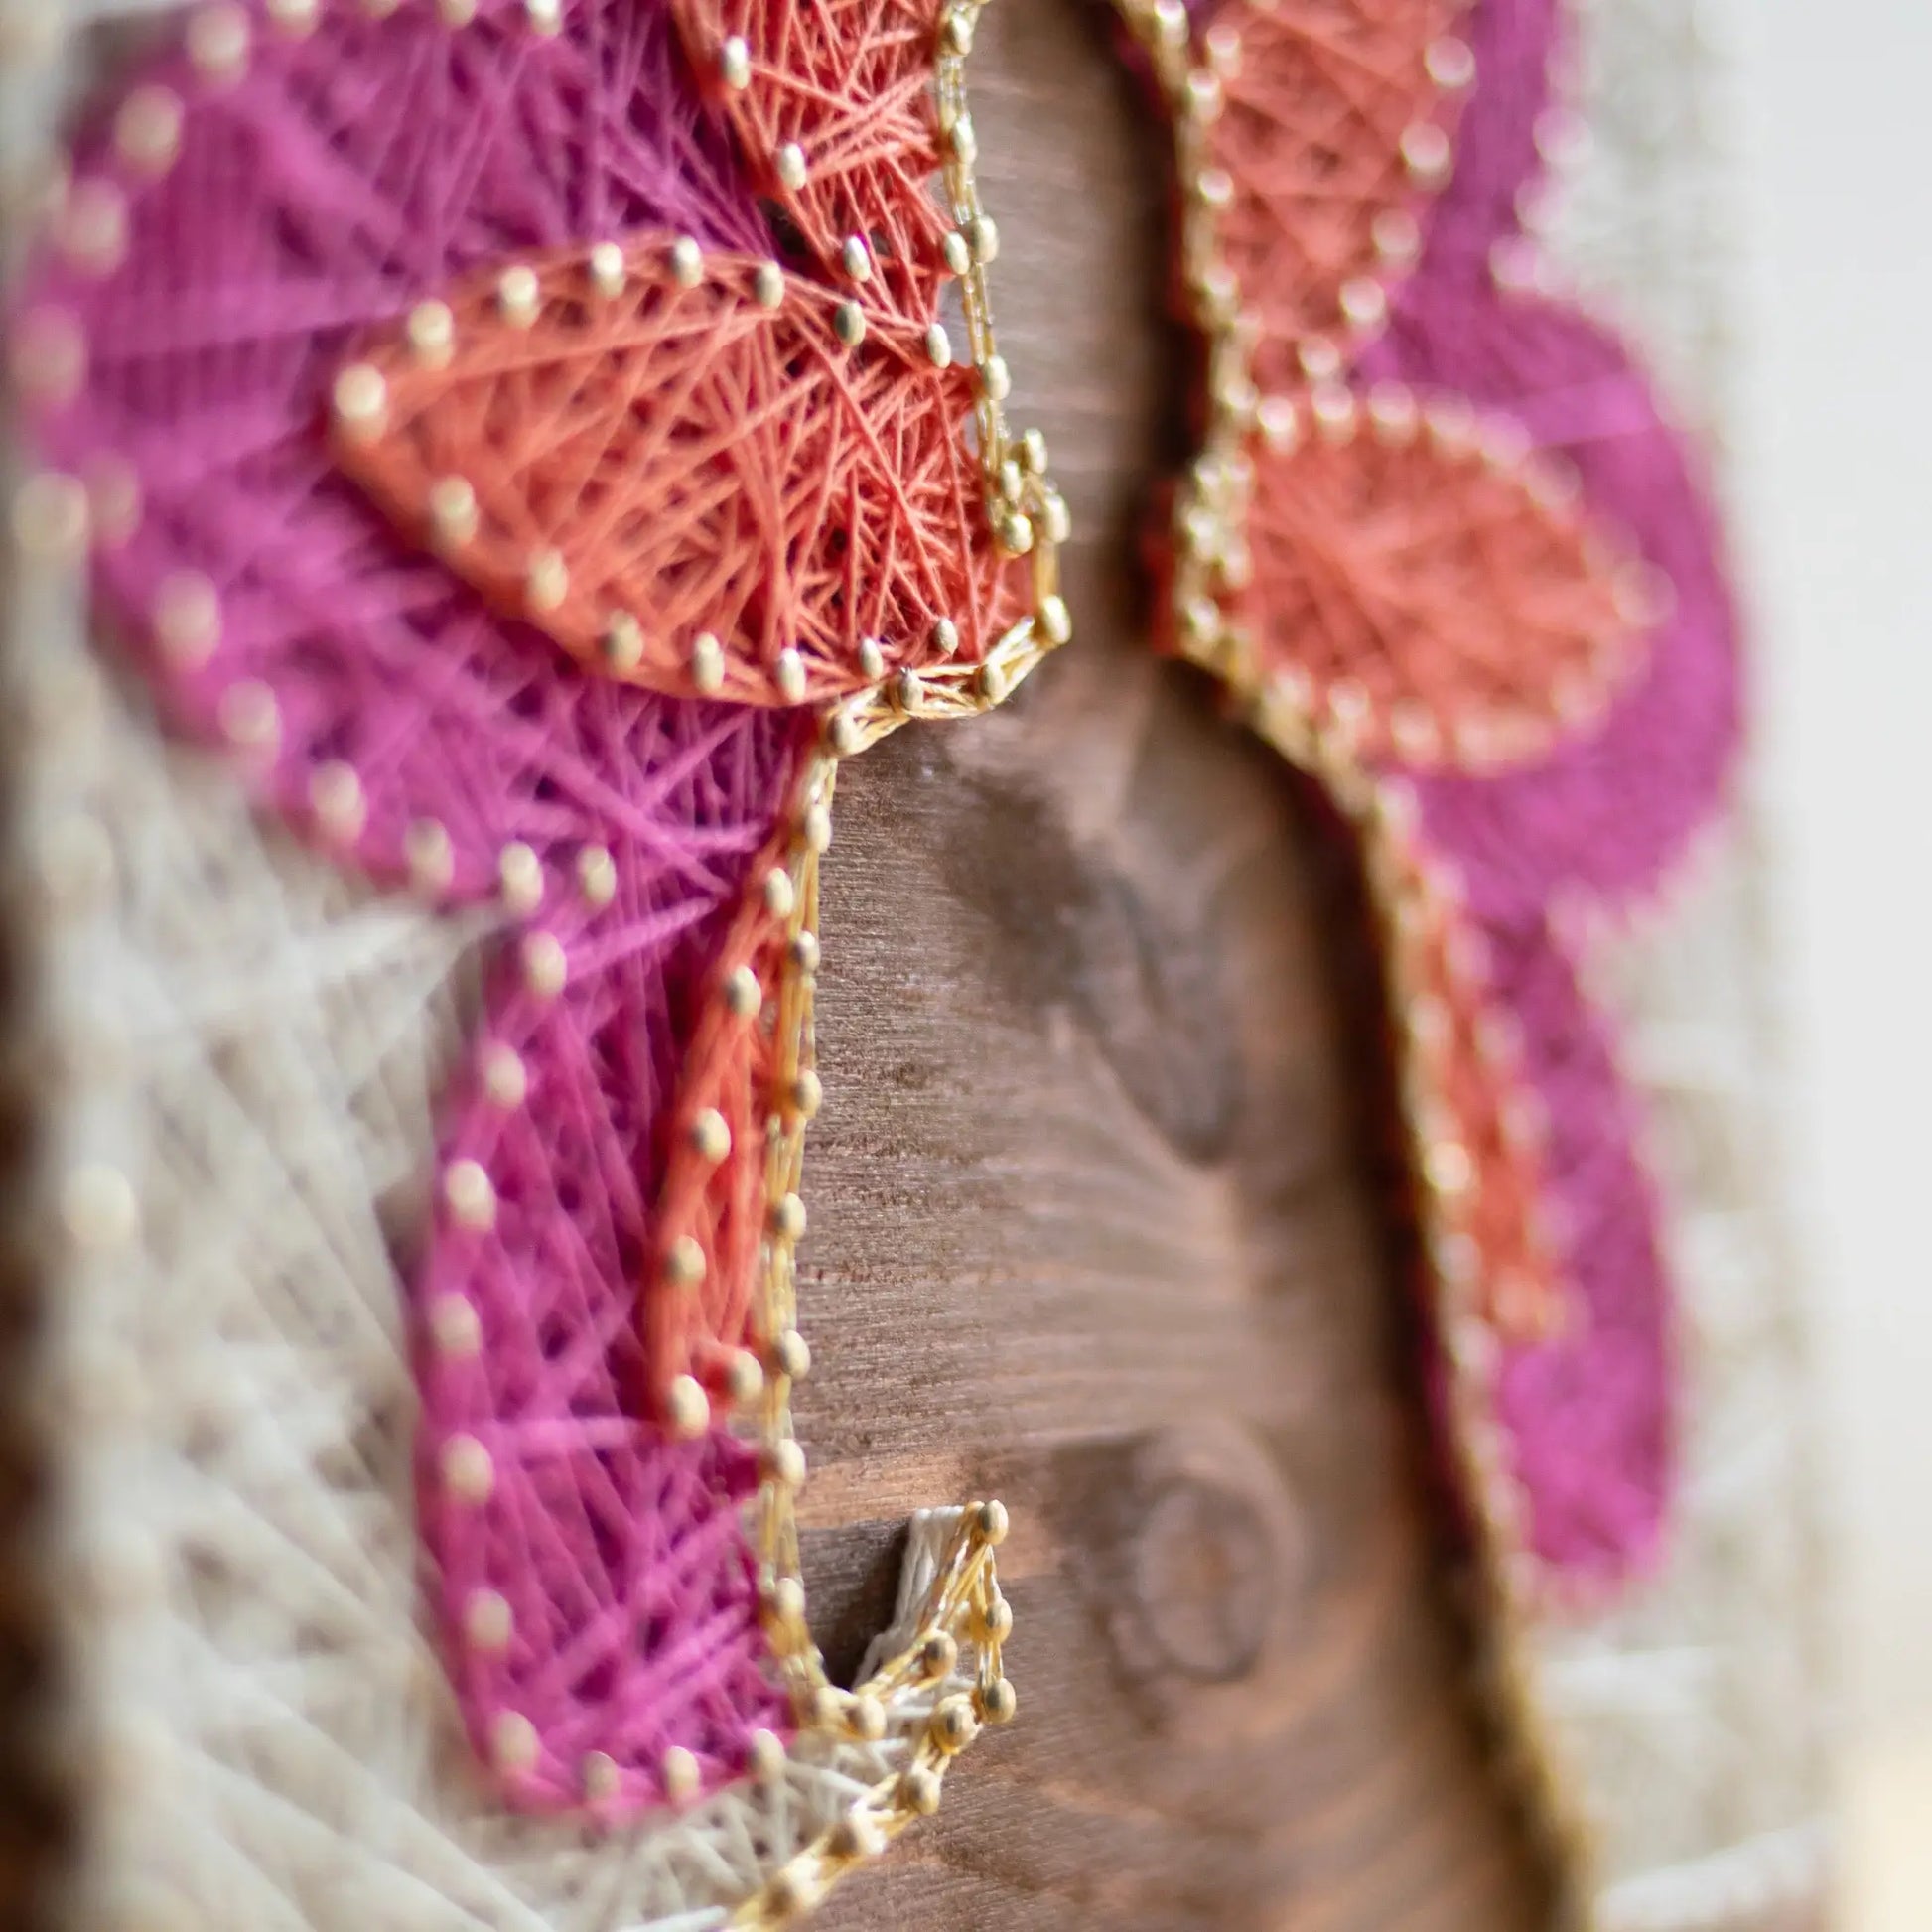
(1531, 3), (1831, 1920)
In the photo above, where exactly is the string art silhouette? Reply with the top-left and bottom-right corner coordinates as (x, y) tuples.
(15, 0), (1062, 1841)
(1124, 0), (1740, 1595)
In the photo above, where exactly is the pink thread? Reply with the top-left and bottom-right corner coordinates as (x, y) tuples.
(1484, 905), (1671, 1580)
(21, 0), (803, 1812)
(1406, 0), (1560, 276)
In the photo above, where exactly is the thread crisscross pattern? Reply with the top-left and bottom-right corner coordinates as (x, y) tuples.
(338, 243), (1023, 704)
(1241, 401), (1636, 772)
(676, 0), (959, 323)
(1197, 0), (1464, 390)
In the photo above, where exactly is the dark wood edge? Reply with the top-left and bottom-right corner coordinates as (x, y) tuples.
(0, 478), (76, 1928)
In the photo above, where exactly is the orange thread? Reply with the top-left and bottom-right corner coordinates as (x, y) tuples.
(1237, 395), (1635, 772)
(1375, 806), (1562, 1339)
(1200, 0), (1463, 393)
(337, 241), (1027, 705)
(674, 0), (958, 325)
(645, 783), (813, 1411)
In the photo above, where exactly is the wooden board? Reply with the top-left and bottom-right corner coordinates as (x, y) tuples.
(788, 3), (1554, 1925)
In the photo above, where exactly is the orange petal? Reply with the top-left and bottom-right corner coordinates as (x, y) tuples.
(334, 240), (1024, 705)
(671, 0), (955, 325)
(644, 784), (816, 1415)
(1373, 801), (1563, 1341)
(1200, 0), (1465, 388)
(1235, 397), (1639, 772)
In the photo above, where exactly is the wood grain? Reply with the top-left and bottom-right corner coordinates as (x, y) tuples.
(789, 4), (1554, 1926)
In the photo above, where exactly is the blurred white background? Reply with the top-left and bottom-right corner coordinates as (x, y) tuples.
(1725, 0), (1932, 1923)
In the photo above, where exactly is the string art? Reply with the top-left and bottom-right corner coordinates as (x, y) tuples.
(8, 0), (1751, 1920)
(1115, 0), (1740, 1857)
(14, 0), (1069, 1915)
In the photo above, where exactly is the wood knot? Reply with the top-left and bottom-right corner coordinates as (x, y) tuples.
(1105, 1421), (1306, 1709)
(1131, 1471), (1274, 1684)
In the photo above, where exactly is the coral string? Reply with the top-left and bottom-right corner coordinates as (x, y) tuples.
(673, 0), (958, 325)
(1201, 0), (1463, 391)
(1236, 391), (1641, 773)
(337, 239), (1025, 705)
